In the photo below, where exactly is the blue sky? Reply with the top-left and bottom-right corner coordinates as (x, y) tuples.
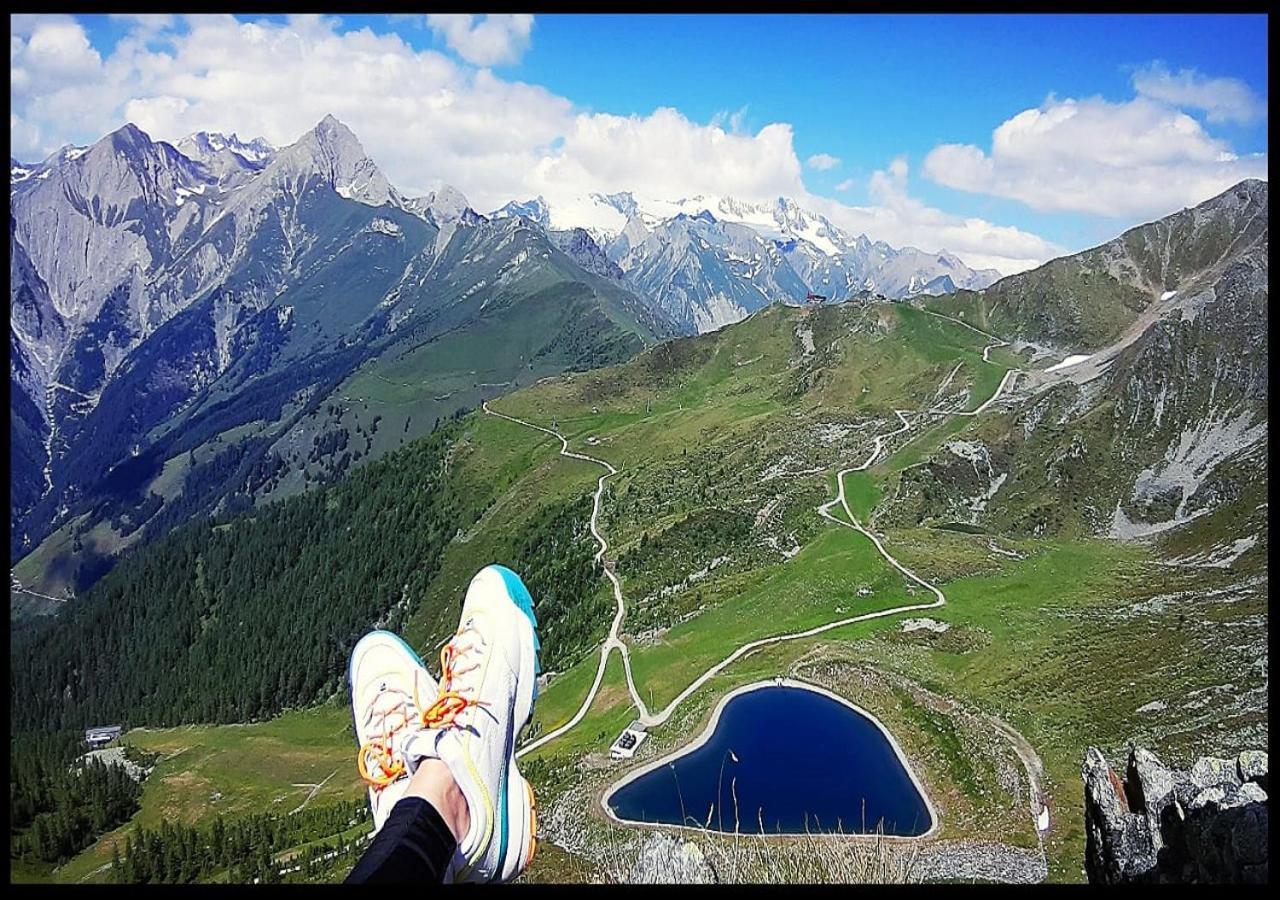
(508, 14), (1268, 248)
(13, 13), (1270, 272)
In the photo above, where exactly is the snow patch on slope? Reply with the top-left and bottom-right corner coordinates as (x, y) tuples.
(1168, 535), (1259, 569)
(1046, 354), (1091, 372)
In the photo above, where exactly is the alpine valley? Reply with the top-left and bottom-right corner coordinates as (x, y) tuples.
(10, 117), (1001, 603)
(9, 117), (1267, 886)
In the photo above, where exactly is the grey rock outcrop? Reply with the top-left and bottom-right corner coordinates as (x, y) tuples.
(1083, 745), (1267, 883)
(549, 227), (625, 281)
(626, 833), (717, 884)
(1238, 750), (1268, 792)
(1191, 756), (1242, 790)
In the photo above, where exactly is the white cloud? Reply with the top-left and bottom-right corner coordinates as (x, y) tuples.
(709, 105), (749, 135)
(806, 158), (1064, 275)
(834, 178), (855, 191)
(9, 13), (1063, 274)
(108, 14), (176, 35)
(10, 14), (77, 37)
(425, 14), (533, 67)
(1133, 62), (1265, 125)
(10, 14), (569, 207)
(12, 16), (101, 82)
(531, 108), (805, 208)
(806, 152), (840, 171)
(922, 91), (1267, 219)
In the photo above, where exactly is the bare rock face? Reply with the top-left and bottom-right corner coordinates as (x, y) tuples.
(1083, 745), (1268, 883)
(549, 227), (625, 281)
(1238, 750), (1269, 792)
(626, 833), (717, 884)
(1191, 756), (1242, 790)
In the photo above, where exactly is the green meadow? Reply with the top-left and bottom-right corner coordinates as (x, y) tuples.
(49, 301), (1262, 884)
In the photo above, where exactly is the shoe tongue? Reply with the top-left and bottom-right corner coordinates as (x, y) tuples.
(400, 727), (443, 772)
(367, 685), (411, 724)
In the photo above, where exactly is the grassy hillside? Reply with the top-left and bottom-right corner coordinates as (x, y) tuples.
(26, 299), (1265, 884)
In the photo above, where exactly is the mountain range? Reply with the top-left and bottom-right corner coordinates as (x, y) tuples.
(912, 177), (1268, 548)
(9, 116), (670, 590)
(491, 191), (1002, 332)
(9, 115), (1009, 596)
(11, 115), (1262, 616)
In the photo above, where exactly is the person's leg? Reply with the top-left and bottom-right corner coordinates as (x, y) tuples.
(345, 631), (455, 884)
(409, 564), (542, 884)
(342, 565), (541, 885)
(345, 760), (468, 883)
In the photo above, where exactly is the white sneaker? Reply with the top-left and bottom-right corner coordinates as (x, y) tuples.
(348, 630), (438, 833)
(415, 565), (541, 883)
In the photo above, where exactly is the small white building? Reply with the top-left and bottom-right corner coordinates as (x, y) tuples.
(609, 720), (649, 760)
(84, 725), (122, 748)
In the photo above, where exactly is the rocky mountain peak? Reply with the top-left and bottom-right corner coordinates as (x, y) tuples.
(424, 184), (471, 221)
(265, 114), (398, 208)
(41, 144), (90, 168)
(296, 114), (365, 164)
(402, 185), (482, 234)
(771, 195), (809, 226)
(175, 131), (275, 187)
(490, 195), (551, 227)
(1229, 178), (1266, 200)
(178, 131), (274, 163)
(594, 191), (639, 218)
(548, 226), (624, 280)
(106, 122), (151, 153)
(71, 123), (197, 183)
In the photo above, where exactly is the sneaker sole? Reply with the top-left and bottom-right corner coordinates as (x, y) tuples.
(489, 564), (542, 697)
(485, 565), (540, 881)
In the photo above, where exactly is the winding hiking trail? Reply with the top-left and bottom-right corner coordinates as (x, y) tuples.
(486, 313), (1049, 835)
(482, 402), (651, 755)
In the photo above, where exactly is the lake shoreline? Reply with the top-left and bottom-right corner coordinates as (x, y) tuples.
(599, 678), (940, 841)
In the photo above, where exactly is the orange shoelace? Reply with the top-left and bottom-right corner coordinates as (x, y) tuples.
(420, 626), (488, 728)
(356, 685), (416, 789)
(356, 627), (488, 792)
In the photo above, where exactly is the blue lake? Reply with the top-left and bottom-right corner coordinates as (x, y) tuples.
(606, 685), (933, 836)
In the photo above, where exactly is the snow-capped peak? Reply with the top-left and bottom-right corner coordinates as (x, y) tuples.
(39, 144), (91, 167)
(490, 195), (551, 226)
(510, 190), (999, 289)
(173, 131), (276, 188)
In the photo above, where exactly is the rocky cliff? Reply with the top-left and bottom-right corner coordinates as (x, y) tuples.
(1082, 745), (1268, 883)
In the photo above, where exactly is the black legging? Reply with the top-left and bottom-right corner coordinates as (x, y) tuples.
(346, 798), (457, 883)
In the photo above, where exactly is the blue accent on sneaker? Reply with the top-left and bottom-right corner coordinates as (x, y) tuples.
(495, 748), (510, 880)
(490, 565), (542, 695)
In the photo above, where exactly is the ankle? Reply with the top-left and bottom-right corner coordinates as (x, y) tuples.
(406, 758), (471, 843)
